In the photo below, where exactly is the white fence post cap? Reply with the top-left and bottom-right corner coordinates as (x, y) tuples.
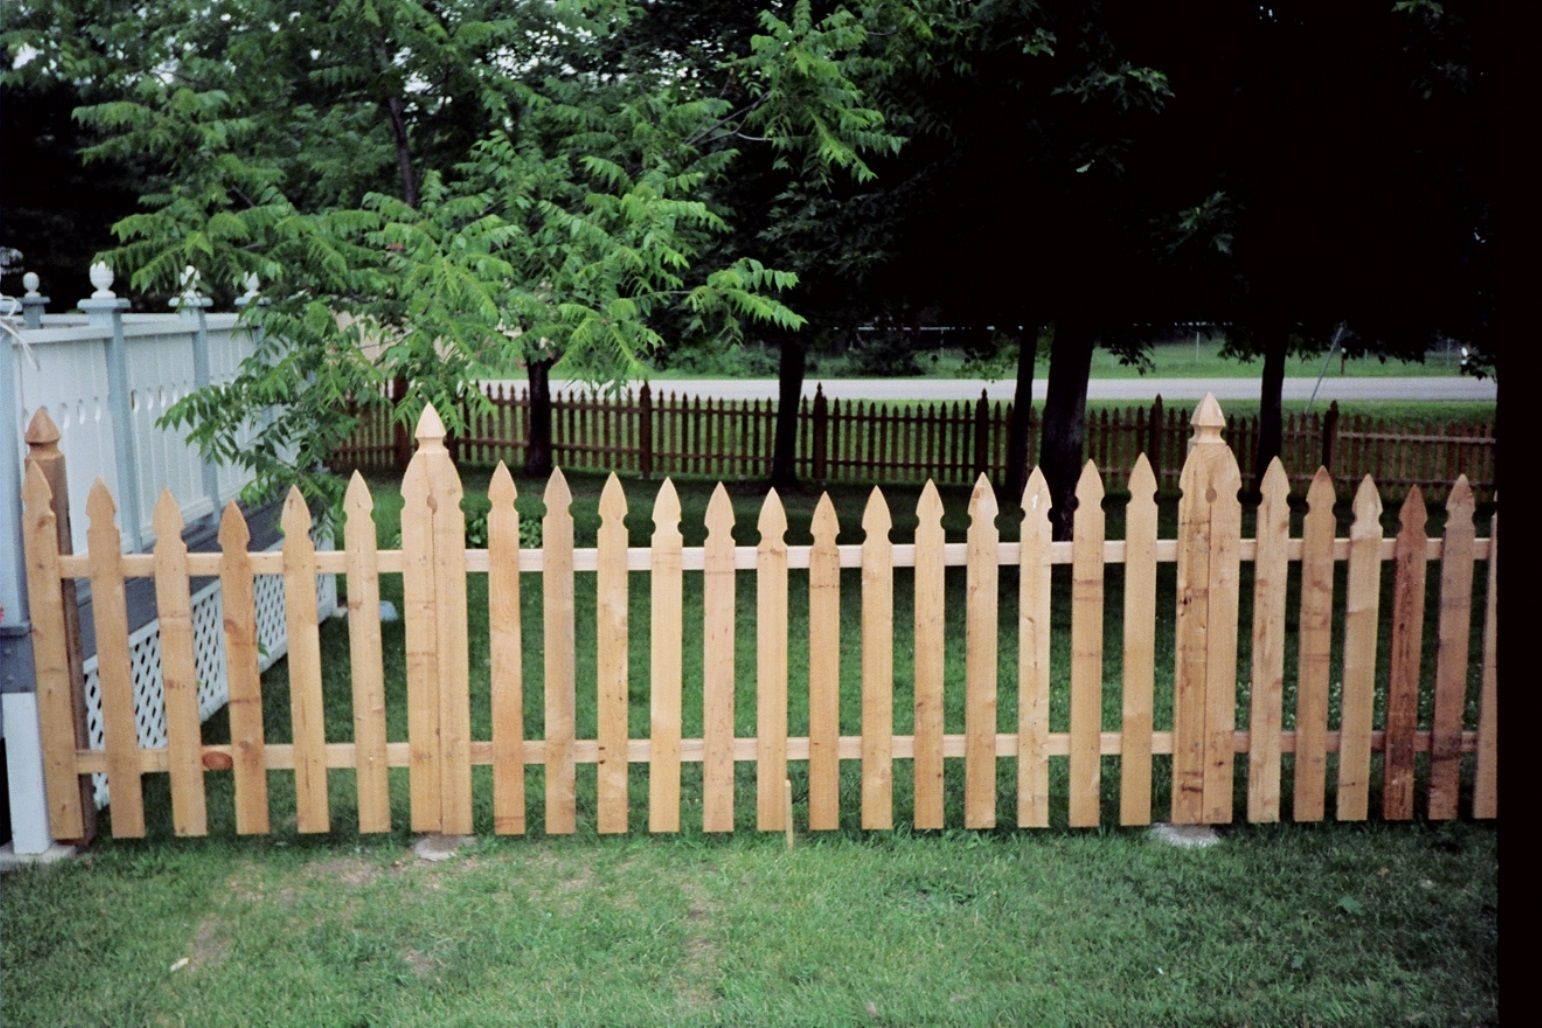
(89, 262), (115, 299)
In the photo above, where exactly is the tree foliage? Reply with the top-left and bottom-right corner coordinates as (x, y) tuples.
(5, 0), (901, 515)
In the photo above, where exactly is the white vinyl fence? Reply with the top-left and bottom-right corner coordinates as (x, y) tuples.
(2, 264), (335, 854)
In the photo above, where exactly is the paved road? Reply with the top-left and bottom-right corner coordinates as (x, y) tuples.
(491, 375), (1497, 403)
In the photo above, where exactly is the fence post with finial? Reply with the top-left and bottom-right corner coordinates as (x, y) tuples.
(639, 381), (654, 479)
(1171, 393), (1243, 825)
(973, 389), (991, 481)
(79, 263), (143, 551)
(811, 384), (829, 484)
(173, 266), (222, 523)
(15, 409), (97, 848)
(20, 271), (48, 329)
(1322, 400), (1340, 476)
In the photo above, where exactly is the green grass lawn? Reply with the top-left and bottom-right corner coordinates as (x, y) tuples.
(629, 338), (1468, 382)
(1, 472), (1498, 1025)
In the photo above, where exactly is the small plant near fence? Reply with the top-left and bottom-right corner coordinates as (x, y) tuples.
(21, 395), (1495, 844)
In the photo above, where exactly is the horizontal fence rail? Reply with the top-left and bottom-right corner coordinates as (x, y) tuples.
(26, 396), (1497, 843)
(330, 384), (1495, 501)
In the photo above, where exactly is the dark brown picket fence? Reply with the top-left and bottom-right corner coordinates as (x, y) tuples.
(330, 384), (1495, 501)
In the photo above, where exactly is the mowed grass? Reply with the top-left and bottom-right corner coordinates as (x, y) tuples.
(633, 338), (1470, 381)
(2, 471), (1498, 1025)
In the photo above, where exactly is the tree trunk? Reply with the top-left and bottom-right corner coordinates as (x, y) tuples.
(1255, 321), (1290, 495)
(384, 94), (418, 208)
(1038, 320), (1096, 540)
(770, 330), (807, 489)
(524, 356), (555, 478)
(1003, 323), (1039, 501)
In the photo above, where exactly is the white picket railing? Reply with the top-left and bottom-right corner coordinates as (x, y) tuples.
(2, 264), (334, 856)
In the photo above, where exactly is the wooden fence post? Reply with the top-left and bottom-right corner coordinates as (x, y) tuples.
(972, 390), (990, 481)
(392, 375), (411, 470)
(811, 385), (829, 484)
(1321, 400), (1339, 473)
(639, 382), (655, 479)
(399, 403), (472, 834)
(1147, 395), (1163, 487)
(22, 410), (95, 844)
(1171, 394), (1242, 825)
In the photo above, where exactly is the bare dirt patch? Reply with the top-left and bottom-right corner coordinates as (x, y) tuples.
(305, 856), (382, 887)
(186, 914), (233, 973)
(676, 877), (721, 1011)
(401, 947), (442, 980)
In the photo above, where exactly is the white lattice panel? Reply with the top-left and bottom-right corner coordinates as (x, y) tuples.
(80, 533), (338, 809)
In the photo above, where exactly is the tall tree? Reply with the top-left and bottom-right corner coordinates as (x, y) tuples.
(1148, 1), (1496, 486)
(5, 0), (895, 506)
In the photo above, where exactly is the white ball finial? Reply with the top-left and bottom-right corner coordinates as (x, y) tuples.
(89, 262), (115, 299)
(22, 272), (40, 297)
(239, 272), (260, 300)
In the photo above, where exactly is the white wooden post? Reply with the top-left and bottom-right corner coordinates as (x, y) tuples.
(79, 264), (144, 551)
(20, 272), (48, 329)
(234, 274), (275, 435)
(3, 692), (55, 855)
(173, 266), (222, 521)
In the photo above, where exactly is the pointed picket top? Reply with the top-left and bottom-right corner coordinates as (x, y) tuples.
(1350, 475), (1383, 538)
(1021, 465), (1051, 523)
(488, 461), (517, 507)
(1259, 457), (1289, 506)
(811, 491), (839, 542)
(22, 463), (56, 524)
(705, 482), (734, 538)
(1306, 466), (1336, 511)
(217, 500), (249, 548)
(345, 470), (375, 518)
(1128, 453), (1157, 502)
(1075, 460), (1104, 507)
(862, 486), (891, 540)
(281, 485), (312, 538)
(24, 407), (60, 451)
(599, 471), (628, 522)
(758, 487), (787, 542)
(652, 477), (681, 534)
(86, 476), (117, 525)
(415, 402), (447, 451)
(1191, 392), (1226, 444)
(1397, 486), (1426, 534)
(1445, 474), (1474, 520)
(968, 472), (998, 524)
(152, 489), (185, 541)
(916, 479), (944, 527)
(543, 466), (572, 519)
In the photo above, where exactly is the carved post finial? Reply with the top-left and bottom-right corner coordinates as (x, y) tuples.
(414, 402), (447, 450)
(1190, 393), (1226, 445)
(88, 262), (115, 299)
(24, 407), (61, 454)
(22, 271), (40, 298)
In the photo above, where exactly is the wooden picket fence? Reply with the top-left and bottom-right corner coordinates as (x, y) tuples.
(332, 384), (1496, 500)
(23, 395), (1497, 843)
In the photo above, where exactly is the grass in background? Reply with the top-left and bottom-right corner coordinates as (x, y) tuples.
(1, 471), (1497, 1025)
(628, 338), (1469, 382)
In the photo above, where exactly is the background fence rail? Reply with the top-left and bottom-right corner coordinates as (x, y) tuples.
(29, 395), (1498, 845)
(330, 385), (1495, 501)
